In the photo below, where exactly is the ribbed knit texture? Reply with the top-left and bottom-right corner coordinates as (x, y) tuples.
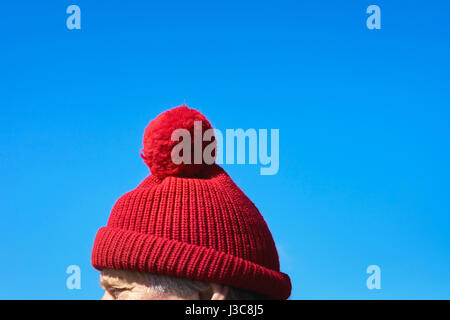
(92, 165), (291, 299)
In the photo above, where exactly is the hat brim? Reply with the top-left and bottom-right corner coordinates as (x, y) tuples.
(92, 226), (291, 299)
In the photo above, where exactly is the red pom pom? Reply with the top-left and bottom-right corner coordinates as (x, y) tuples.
(141, 105), (216, 179)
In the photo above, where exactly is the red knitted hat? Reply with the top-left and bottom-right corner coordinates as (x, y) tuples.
(91, 105), (291, 299)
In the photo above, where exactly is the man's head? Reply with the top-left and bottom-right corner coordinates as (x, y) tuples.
(92, 106), (291, 300)
(100, 269), (268, 300)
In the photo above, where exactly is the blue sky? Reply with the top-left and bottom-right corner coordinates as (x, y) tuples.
(1, 0), (449, 299)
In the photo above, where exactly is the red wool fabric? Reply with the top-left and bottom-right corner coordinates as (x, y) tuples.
(91, 106), (291, 299)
